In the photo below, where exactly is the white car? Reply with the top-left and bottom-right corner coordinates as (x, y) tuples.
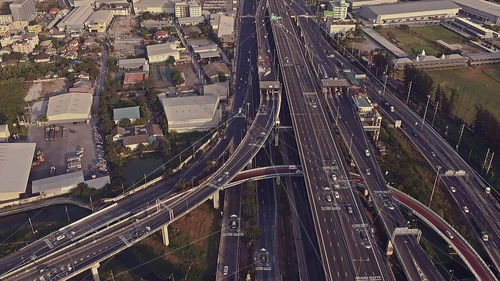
(463, 206), (469, 213)
(450, 186), (456, 193)
(223, 266), (228, 276)
(334, 191), (340, 199)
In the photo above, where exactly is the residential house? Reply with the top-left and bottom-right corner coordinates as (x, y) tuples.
(113, 106), (141, 123)
(34, 53), (51, 63)
(123, 72), (148, 85)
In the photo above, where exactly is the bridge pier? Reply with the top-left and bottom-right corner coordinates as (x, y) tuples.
(162, 224), (169, 246)
(212, 190), (221, 209)
(91, 263), (100, 281)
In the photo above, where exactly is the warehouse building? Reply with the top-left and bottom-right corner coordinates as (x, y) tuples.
(118, 58), (150, 72)
(0, 143), (36, 201)
(147, 42), (180, 63)
(32, 171), (84, 197)
(133, 0), (176, 14)
(47, 92), (93, 124)
(10, 0), (36, 21)
(203, 81), (229, 101)
(86, 10), (114, 32)
(160, 95), (221, 133)
(347, 0), (397, 9)
(451, 17), (499, 39)
(358, 1), (460, 24)
(452, 0), (500, 25)
(57, 4), (94, 32)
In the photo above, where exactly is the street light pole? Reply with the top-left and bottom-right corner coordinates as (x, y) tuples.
(432, 101), (439, 127)
(428, 165), (441, 207)
(455, 124), (465, 151)
(421, 95), (431, 131)
(406, 81), (412, 104)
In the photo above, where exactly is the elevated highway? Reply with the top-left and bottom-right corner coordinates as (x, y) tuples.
(0, 88), (281, 281)
(267, 0), (392, 279)
(366, 82), (500, 273)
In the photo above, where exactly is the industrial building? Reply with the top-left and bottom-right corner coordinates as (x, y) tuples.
(113, 106), (141, 123)
(86, 10), (114, 32)
(118, 58), (150, 72)
(202, 62), (230, 82)
(32, 171), (85, 197)
(187, 38), (220, 59)
(46, 92), (93, 124)
(133, 0), (176, 14)
(452, 0), (500, 25)
(0, 143), (36, 201)
(147, 42), (180, 63)
(211, 13), (235, 44)
(358, 1), (460, 24)
(347, 0), (397, 9)
(160, 95), (221, 133)
(57, 4), (94, 32)
(10, 0), (36, 21)
(451, 17), (499, 39)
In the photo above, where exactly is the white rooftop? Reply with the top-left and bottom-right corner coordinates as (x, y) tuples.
(217, 14), (234, 37)
(32, 171), (84, 193)
(47, 92), (93, 117)
(161, 95), (220, 123)
(86, 10), (112, 24)
(146, 42), (178, 56)
(0, 143), (36, 194)
(452, 0), (500, 17)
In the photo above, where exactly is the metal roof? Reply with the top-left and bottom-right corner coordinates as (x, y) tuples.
(361, 0), (460, 16)
(0, 143), (36, 194)
(47, 92), (93, 119)
(113, 106), (141, 121)
(452, 0), (500, 17)
(146, 42), (178, 56)
(32, 171), (84, 194)
(161, 95), (219, 123)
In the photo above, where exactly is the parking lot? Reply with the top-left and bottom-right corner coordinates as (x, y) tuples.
(27, 123), (106, 182)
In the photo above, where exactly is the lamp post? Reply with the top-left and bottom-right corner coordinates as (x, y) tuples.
(428, 165), (441, 207)
(421, 94), (431, 131)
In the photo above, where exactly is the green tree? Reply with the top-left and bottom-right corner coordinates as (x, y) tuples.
(38, 114), (48, 122)
(218, 71), (227, 82)
(172, 70), (185, 86)
(166, 56), (175, 66)
(119, 118), (131, 127)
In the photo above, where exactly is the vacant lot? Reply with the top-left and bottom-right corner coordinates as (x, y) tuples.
(96, 202), (220, 281)
(377, 25), (466, 56)
(427, 64), (500, 123)
(28, 123), (99, 183)
(175, 62), (201, 89)
(109, 15), (137, 39)
(26, 78), (67, 101)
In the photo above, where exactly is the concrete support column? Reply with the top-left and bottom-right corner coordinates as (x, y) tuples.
(386, 239), (394, 256)
(91, 263), (100, 281)
(162, 224), (169, 246)
(212, 190), (220, 209)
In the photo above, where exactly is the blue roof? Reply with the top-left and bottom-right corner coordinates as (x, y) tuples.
(113, 106), (141, 121)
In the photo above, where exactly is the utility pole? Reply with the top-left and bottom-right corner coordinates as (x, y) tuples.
(65, 206), (70, 222)
(406, 81), (412, 104)
(431, 101), (439, 127)
(28, 217), (36, 234)
(428, 165), (441, 207)
(455, 124), (465, 151)
(89, 196), (94, 212)
(421, 95), (431, 131)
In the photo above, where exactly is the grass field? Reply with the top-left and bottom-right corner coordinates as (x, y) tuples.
(377, 25), (466, 56)
(427, 64), (500, 123)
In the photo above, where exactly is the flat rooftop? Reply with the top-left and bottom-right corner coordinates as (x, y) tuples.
(362, 0), (459, 16)
(0, 143), (36, 194)
(452, 0), (500, 17)
(161, 95), (219, 122)
(32, 171), (84, 193)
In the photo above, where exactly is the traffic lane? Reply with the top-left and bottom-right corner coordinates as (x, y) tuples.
(392, 191), (494, 281)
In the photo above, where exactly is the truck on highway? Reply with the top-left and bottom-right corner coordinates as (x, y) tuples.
(485, 186), (491, 194)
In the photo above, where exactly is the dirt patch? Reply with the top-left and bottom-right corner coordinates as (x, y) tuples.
(109, 15), (138, 39)
(175, 62), (202, 89)
(26, 79), (67, 101)
(170, 203), (215, 249)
